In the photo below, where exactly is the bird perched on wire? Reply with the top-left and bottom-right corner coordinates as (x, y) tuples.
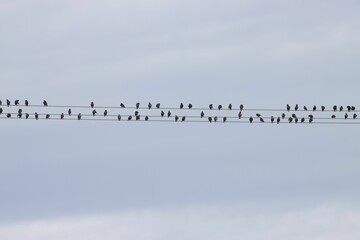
(309, 118), (313, 123)
(104, 110), (108, 117)
(188, 104), (192, 109)
(78, 113), (81, 120)
(313, 105), (316, 111)
(271, 116), (274, 123)
(26, 113), (29, 119)
(118, 114), (121, 121)
(136, 103), (140, 109)
(17, 112), (22, 118)
(260, 117), (264, 123)
(91, 102), (94, 108)
(46, 114), (50, 119)
(295, 117), (298, 123)
(68, 108), (72, 116)
(156, 103), (160, 109)
(321, 106), (325, 111)
(120, 103), (125, 108)
(61, 113), (64, 119)
(301, 117), (305, 123)
(288, 117), (293, 123)
(277, 117), (280, 124)
(295, 104), (299, 111)
(15, 100), (19, 106)
(148, 102), (152, 109)
(92, 110), (97, 116)
(240, 104), (244, 111)
(201, 111), (204, 118)
(303, 106), (308, 111)
(287, 104), (290, 112)
(208, 117), (212, 123)
(256, 113), (261, 117)
(238, 111), (242, 119)
(228, 104), (232, 110)
(354, 113), (358, 119)
(223, 117), (227, 122)
(331, 115), (336, 119)
(339, 106), (343, 112)
(209, 104), (213, 110)
(136, 115), (140, 120)
(333, 105), (337, 112)
(180, 103), (184, 109)
(214, 116), (218, 122)
(128, 115), (132, 121)
(161, 111), (165, 117)
(249, 116), (253, 123)
(7, 99), (10, 107)
(345, 113), (348, 119)
(135, 111), (139, 116)
(0, 100), (2, 106)
(0, 108), (2, 115)
(18, 109), (22, 114)
(218, 105), (222, 110)
(175, 115), (179, 122)
(25, 100), (29, 106)
(347, 106), (351, 112)
(35, 112), (39, 120)
(282, 113), (286, 119)
(167, 110), (171, 117)
(145, 116), (149, 121)
(43, 100), (48, 106)
(6, 113), (11, 118)
(181, 116), (186, 122)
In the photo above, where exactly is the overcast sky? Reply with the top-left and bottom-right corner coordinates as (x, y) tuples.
(1, 0), (360, 239)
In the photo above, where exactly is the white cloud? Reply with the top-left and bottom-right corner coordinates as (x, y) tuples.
(1, 203), (360, 240)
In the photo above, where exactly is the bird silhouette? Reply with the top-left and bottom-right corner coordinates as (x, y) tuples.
(175, 115), (179, 122)
(92, 110), (97, 116)
(214, 116), (218, 122)
(17, 112), (22, 118)
(260, 117), (264, 123)
(61, 113), (64, 119)
(313, 105), (316, 111)
(295, 104), (299, 111)
(240, 104), (244, 111)
(256, 113), (261, 117)
(91, 102), (94, 108)
(208, 117), (212, 123)
(249, 116), (253, 123)
(351, 106), (355, 111)
(26, 113), (29, 119)
(46, 114), (50, 119)
(7, 99), (10, 107)
(148, 102), (152, 109)
(309, 118), (313, 123)
(271, 116), (274, 123)
(292, 113), (297, 118)
(295, 117), (299, 123)
(287, 104), (290, 112)
(145, 116), (149, 121)
(156, 103), (160, 109)
(128, 115), (132, 121)
(136, 115), (140, 120)
(25, 100), (29, 106)
(104, 110), (108, 116)
(135, 111), (139, 116)
(167, 110), (171, 117)
(345, 113), (348, 119)
(354, 113), (357, 119)
(301, 117), (305, 123)
(347, 106), (351, 112)
(68, 108), (72, 116)
(288, 117), (293, 123)
(120, 103), (125, 108)
(0, 100), (2, 106)
(277, 117), (280, 124)
(201, 111), (204, 118)
(181, 116), (186, 122)
(223, 117), (227, 122)
(228, 104), (232, 110)
(6, 113), (11, 118)
(18, 109), (22, 114)
(15, 100), (19, 106)
(331, 115), (336, 119)
(136, 103), (140, 109)
(43, 100), (48, 106)
(333, 105), (337, 112)
(303, 106), (308, 111)
(321, 106), (325, 111)
(340, 106), (343, 112)
(78, 113), (81, 120)
(35, 112), (39, 120)
(118, 114), (121, 121)
(238, 111), (242, 119)
(308, 114), (314, 118)
(180, 103), (184, 109)
(218, 105), (222, 110)
(161, 111), (165, 117)
(282, 113), (286, 119)
(209, 104), (213, 110)
(188, 103), (192, 109)
(0, 108), (2, 114)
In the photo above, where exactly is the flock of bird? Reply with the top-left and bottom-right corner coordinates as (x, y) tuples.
(0, 99), (358, 124)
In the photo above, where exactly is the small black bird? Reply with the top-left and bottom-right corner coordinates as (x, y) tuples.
(331, 115), (336, 119)
(282, 113), (286, 119)
(313, 105), (316, 111)
(188, 104), (192, 109)
(135, 111), (139, 116)
(223, 117), (227, 122)
(136, 103), (140, 109)
(238, 111), (242, 119)
(288, 117), (293, 123)
(321, 106), (325, 111)
(292, 113), (297, 118)
(309, 118), (313, 123)
(161, 111), (165, 117)
(345, 113), (348, 120)
(351, 106), (356, 111)
(145, 116), (149, 121)
(208, 117), (212, 123)
(260, 117), (264, 123)
(180, 103), (184, 109)
(0, 108), (2, 114)
(308, 114), (314, 118)
(43, 100), (48, 106)
(228, 104), (232, 110)
(201, 111), (204, 118)
(301, 117), (305, 123)
(295, 104), (299, 111)
(175, 115), (179, 122)
(181, 116), (186, 122)
(136, 115), (140, 120)
(214, 116), (218, 122)
(167, 110), (171, 117)
(7, 99), (10, 107)
(18, 109), (22, 114)
(303, 106), (308, 111)
(17, 112), (22, 118)
(61, 113), (64, 119)
(91, 102), (94, 108)
(218, 105), (222, 110)
(271, 116), (274, 123)
(25, 113), (29, 119)
(0, 100), (2, 106)
(240, 104), (244, 111)
(46, 114), (50, 119)
(340, 106), (343, 112)
(256, 113), (261, 117)
(277, 117), (280, 124)
(209, 104), (213, 110)
(15, 100), (19, 106)
(25, 100), (29, 106)
(35, 112), (39, 120)
(295, 118), (299, 123)
(249, 116), (253, 123)
(78, 113), (81, 120)
(118, 114), (121, 121)
(287, 104), (290, 112)
(156, 103), (160, 109)
(7, 113), (11, 118)
(120, 103), (125, 108)
(354, 113), (358, 119)
(128, 115), (132, 121)
(333, 105), (337, 112)
(104, 110), (108, 116)
(68, 108), (72, 116)
(148, 102), (152, 109)
(92, 110), (97, 116)
(347, 106), (351, 112)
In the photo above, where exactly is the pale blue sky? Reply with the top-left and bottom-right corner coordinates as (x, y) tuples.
(1, 0), (360, 239)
